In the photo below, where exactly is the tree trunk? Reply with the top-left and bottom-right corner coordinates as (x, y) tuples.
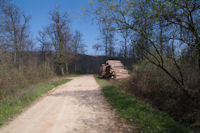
(105, 36), (108, 57)
(198, 48), (200, 75)
(159, 20), (163, 56)
(14, 51), (17, 64)
(18, 51), (23, 70)
(65, 63), (68, 73)
(61, 66), (64, 76)
(124, 38), (127, 59)
(74, 64), (76, 73)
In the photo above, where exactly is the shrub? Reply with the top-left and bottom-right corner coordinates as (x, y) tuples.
(0, 63), (55, 101)
(117, 60), (200, 131)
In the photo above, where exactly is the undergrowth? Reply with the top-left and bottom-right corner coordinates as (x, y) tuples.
(95, 76), (190, 133)
(0, 78), (71, 126)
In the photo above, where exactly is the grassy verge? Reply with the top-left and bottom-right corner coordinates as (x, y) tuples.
(0, 78), (71, 126)
(95, 76), (190, 133)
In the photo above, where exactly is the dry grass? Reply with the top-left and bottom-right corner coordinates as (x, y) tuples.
(0, 64), (55, 101)
(0, 77), (71, 126)
(0, 61), (73, 126)
(114, 61), (200, 132)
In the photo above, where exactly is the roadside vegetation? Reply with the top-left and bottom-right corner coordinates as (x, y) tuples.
(0, 0), (199, 131)
(91, 0), (200, 131)
(95, 76), (190, 133)
(0, 77), (71, 126)
(117, 62), (200, 131)
(0, 0), (84, 126)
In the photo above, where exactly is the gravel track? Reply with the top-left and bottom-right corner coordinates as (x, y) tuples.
(0, 75), (131, 133)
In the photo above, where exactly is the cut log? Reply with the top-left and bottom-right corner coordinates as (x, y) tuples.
(100, 60), (130, 79)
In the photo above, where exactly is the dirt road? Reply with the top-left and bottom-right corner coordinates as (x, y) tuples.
(0, 75), (131, 133)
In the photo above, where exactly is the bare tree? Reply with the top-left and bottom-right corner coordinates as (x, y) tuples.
(99, 21), (109, 57)
(38, 7), (73, 75)
(100, 23), (115, 57)
(38, 29), (52, 63)
(160, 0), (200, 74)
(92, 43), (104, 55)
(90, 0), (200, 98)
(71, 30), (86, 54)
(96, 11), (116, 57)
(1, 2), (31, 68)
(119, 29), (130, 59)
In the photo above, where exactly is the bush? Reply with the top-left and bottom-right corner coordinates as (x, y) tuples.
(0, 63), (55, 101)
(117, 60), (200, 131)
(95, 76), (189, 133)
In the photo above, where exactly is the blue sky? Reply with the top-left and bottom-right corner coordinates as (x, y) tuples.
(13, 0), (100, 55)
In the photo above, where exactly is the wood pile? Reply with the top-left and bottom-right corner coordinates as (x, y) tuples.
(99, 60), (130, 79)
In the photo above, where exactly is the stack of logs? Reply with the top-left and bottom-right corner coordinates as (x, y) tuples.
(99, 60), (130, 79)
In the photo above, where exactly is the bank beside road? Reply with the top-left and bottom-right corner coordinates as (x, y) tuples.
(95, 75), (190, 133)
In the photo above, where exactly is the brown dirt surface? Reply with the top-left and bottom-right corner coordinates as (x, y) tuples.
(0, 75), (133, 133)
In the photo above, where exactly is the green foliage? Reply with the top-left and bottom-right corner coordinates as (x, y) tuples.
(130, 61), (200, 131)
(0, 78), (71, 126)
(95, 76), (190, 133)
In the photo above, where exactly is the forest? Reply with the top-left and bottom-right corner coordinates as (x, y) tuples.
(90, 0), (200, 131)
(0, 0), (200, 132)
(0, 0), (86, 87)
